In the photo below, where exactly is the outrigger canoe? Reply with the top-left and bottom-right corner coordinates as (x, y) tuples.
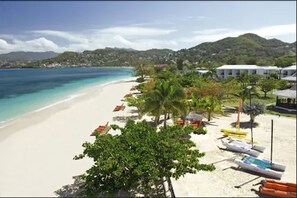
(227, 137), (265, 152)
(234, 155), (286, 179)
(221, 139), (261, 157)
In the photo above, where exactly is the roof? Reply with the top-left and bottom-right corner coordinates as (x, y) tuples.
(273, 86), (297, 99)
(217, 65), (259, 70)
(258, 66), (281, 70)
(282, 65), (296, 71)
(196, 69), (209, 74)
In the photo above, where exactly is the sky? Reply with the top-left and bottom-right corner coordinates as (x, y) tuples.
(0, 1), (296, 54)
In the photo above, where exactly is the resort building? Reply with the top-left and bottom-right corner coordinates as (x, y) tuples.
(280, 64), (297, 78)
(216, 65), (281, 79)
(273, 72), (297, 112)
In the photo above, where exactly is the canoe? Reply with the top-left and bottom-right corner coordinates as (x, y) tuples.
(226, 134), (259, 144)
(228, 137), (265, 152)
(221, 128), (248, 135)
(221, 139), (261, 157)
(234, 155), (285, 179)
(262, 180), (296, 192)
(260, 186), (296, 198)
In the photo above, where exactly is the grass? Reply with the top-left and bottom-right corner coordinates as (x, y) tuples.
(222, 89), (296, 118)
(266, 105), (296, 118)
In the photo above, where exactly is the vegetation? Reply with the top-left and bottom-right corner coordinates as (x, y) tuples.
(3, 33), (294, 68)
(258, 79), (277, 98)
(142, 79), (188, 127)
(242, 100), (266, 122)
(74, 120), (215, 196)
(192, 96), (223, 121)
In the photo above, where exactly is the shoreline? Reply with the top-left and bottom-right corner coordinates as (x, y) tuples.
(0, 75), (135, 130)
(0, 76), (138, 196)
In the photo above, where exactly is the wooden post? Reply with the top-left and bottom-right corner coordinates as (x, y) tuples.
(270, 119), (274, 164)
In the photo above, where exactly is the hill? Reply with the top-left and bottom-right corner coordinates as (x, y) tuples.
(0, 51), (59, 61)
(1, 33), (296, 68)
(175, 33), (296, 66)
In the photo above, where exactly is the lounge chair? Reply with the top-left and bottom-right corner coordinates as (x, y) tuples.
(190, 120), (201, 128)
(90, 122), (111, 136)
(130, 87), (136, 91)
(113, 103), (125, 111)
(176, 119), (185, 125)
(124, 93), (132, 98)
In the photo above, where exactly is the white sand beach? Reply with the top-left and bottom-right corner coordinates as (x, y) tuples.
(0, 77), (138, 196)
(0, 77), (296, 197)
(171, 113), (296, 197)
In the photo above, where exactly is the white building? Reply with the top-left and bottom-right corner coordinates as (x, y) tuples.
(281, 65), (297, 78)
(216, 65), (281, 79)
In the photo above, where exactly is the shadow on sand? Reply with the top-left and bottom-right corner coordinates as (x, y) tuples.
(112, 115), (139, 123)
(230, 121), (259, 129)
(55, 176), (168, 197)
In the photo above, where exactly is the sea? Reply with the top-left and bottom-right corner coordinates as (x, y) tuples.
(0, 67), (134, 127)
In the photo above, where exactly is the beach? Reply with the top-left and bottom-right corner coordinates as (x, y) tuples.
(0, 77), (138, 196)
(0, 77), (296, 197)
(171, 113), (296, 197)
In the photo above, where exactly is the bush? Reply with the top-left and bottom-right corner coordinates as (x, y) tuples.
(242, 100), (266, 122)
(136, 76), (145, 82)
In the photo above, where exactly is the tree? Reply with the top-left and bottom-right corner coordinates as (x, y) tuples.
(124, 95), (145, 119)
(143, 79), (188, 127)
(74, 120), (215, 197)
(276, 80), (289, 90)
(133, 60), (155, 80)
(192, 96), (223, 121)
(258, 79), (277, 98)
(176, 59), (184, 71)
(242, 100), (266, 122)
(233, 84), (259, 103)
(248, 74), (264, 85)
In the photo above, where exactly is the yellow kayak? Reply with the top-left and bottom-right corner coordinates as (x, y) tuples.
(221, 128), (248, 135)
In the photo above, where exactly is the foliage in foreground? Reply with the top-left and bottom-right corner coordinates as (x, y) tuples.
(74, 120), (215, 196)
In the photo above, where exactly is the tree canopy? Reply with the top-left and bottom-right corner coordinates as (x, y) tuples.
(74, 120), (215, 196)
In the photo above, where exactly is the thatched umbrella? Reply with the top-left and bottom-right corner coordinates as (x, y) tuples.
(185, 111), (203, 121)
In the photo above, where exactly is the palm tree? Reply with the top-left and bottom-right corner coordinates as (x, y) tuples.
(143, 79), (188, 128)
(233, 83), (259, 102)
(192, 96), (223, 121)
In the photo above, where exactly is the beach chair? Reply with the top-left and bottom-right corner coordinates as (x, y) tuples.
(130, 86), (136, 91)
(176, 119), (185, 125)
(90, 122), (111, 136)
(190, 120), (201, 128)
(124, 93), (132, 98)
(113, 103), (125, 111)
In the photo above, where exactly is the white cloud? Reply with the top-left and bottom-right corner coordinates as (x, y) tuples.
(181, 24), (296, 44)
(32, 30), (89, 43)
(0, 37), (61, 54)
(251, 24), (296, 37)
(0, 23), (295, 54)
(99, 27), (176, 37)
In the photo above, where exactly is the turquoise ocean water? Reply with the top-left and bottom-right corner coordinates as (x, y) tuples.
(0, 67), (134, 125)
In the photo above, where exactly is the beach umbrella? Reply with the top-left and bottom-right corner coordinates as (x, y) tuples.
(185, 111), (203, 121)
